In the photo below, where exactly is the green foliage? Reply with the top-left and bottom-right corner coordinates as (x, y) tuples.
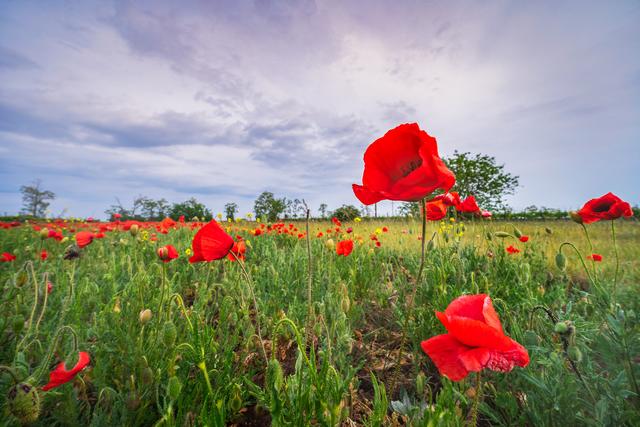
(20, 180), (55, 217)
(224, 202), (239, 221)
(169, 198), (212, 221)
(332, 205), (360, 222)
(253, 191), (286, 222)
(444, 151), (519, 212)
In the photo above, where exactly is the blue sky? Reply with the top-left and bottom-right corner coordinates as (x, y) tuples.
(1, 0), (639, 218)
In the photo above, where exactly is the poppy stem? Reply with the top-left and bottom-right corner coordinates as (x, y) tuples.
(157, 263), (167, 325)
(469, 371), (482, 427)
(580, 224), (598, 282)
(389, 197), (428, 397)
(611, 220), (620, 305)
(0, 365), (19, 383)
(303, 201), (314, 348)
(558, 242), (596, 289)
(233, 253), (269, 368)
(32, 325), (78, 384)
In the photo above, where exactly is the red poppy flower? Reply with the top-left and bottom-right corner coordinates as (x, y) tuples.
(352, 123), (455, 204)
(75, 231), (94, 248)
(47, 281), (53, 294)
(421, 294), (529, 381)
(40, 250), (48, 261)
(189, 221), (234, 263)
(588, 253), (603, 262)
(1, 252), (16, 262)
(481, 210), (492, 218)
(157, 245), (179, 263)
(316, 232), (324, 238)
(332, 217), (342, 227)
(506, 245), (520, 254)
(457, 195), (481, 214)
(336, 240), (354, 256)
(422, 199), (447, 221)
(113, 213), (122, 220)
(179, 215), (185, 223)
(577, 192), (633, 224)
(519, 236), (529, 243)
(42, 351), (90, 391)
(227, 240), (247, 262)
(434, 191), (461, 207)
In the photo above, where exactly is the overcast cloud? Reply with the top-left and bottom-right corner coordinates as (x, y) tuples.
(1, 0), (639, 218)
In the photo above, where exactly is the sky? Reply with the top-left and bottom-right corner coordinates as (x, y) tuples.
(0, 0), (639, 218)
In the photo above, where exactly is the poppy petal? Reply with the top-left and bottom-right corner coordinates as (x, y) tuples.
(421, 334), (470, 381)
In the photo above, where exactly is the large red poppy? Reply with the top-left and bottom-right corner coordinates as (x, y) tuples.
(352, 123), (455, 204)
(336, 240), (354, 256)
(576, 192), (633, 224)
(75, 231), (94, 248)
(433, 191), (461, 207)
(42, 351), (90, 391)
(421, 294), (529, 381)
(189, 220), (234, 263)
(456, 195), (481, 214)
(422, 199), (448, 221)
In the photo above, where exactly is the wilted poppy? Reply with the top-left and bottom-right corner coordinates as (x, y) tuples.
(189, 221), (234, 263)
(75, 232), (94, 248)
(42, 351), (90, 391)
(352, 123), (455, 204)
(577, 192), (633, 224)
(421, 294), (529, 381)
(157, 245), (179, 263)
(336, 240), (354, 256)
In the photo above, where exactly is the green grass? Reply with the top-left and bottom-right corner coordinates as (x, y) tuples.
(0, 218), (638, 426)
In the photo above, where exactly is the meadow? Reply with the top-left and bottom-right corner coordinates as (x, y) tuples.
(0, 215), (638, 426)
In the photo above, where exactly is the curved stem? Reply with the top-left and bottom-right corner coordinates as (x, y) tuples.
(580, 224), (597, 281)
(559, 242), (595, 287)
(32, 325), (79, 383)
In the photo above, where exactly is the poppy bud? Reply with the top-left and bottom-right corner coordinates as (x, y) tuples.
(569, 211), (583, 224)
(553, 321), (568, 334)
(567, 346), (582, 363)
(162, 321), (177, 347)
(39, 228), (49, 239)
(16, 271), (29, 288)
(485, 231), (492, 241)
(341, 294), (351, 313)
(268, 359), (284, 392)
(139, 309), (152, 324)
(325, 239), (335, 249)
(141, 366), (154, 385)
(555, 252), (567, 271)
(126, 392), (141, 411)
(167, 376), (182, 401)
(513, 226), (523, 238)
(157, 247), (169, 260)
(229, 383), (243, 412)
(416, 372), (426, 396)
(130, 224), (139, 236)
(427, 239), (435, 251)
(494, 231), (510, 238)
(8, 382), (40, 424)
(545, 227), (553, 235)
(12, 315), (25, 334)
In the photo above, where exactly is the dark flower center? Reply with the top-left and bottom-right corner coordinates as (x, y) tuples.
(399, 159), (423, 178)
(592, 201), (613, 213)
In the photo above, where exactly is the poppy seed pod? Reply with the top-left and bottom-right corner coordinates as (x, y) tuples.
(167, 376), (182, 401)
(139, 309), (152, 324)
(162, 321), (177, 347)
(569, 211), (583, 224)
(555, 252), (567, 271)
(567, 346), (582, 363)
(8, 382), (40, 424)
(545, 227), (553, 235)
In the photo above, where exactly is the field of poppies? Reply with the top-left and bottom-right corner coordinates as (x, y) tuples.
(1, 124), (639, 426)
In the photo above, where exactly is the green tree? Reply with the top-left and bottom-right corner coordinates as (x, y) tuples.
(398, 202), (420, 217)
(224, 202), (239, 221)
(169, 198), (212, 221)
(444, 151), (519, 212)
(20, 180), (55, 217)
(318, 203), (328, 219)
(254, 191), (286, 222)
(332, 204), (360, 222)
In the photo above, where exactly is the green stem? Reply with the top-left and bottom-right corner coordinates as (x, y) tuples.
(303, 202), (314, 347)
(0, 365), (19, 383)
(31, 325), (79, 383)
(469, 372), (481, 427)
(559, 242), (596, 288)
(611, 220), (620, 303)
(389, 197), (428, 397)
(581, 224), (598, 282)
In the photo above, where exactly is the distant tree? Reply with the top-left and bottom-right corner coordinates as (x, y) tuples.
(20, 180), (55, 217)
(318, 203), (328, 219)
(169, 198), (212, 221)
(224, 202), (239, 221)
(332, 204), (360, 222)
(444, 151), (519, 212)
(254, 191), (286, 222)
(360, 204), (371, 218)
(137, 196), (170, 221)
(398, 202), (420, 217)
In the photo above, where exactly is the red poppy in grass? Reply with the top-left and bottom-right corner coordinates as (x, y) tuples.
(1, 252), (16, 262)
(352, 123), (455, 204)
(47, 281), (53, 294)
(113, 213), (122, 220)
(382, 226), (388, 232)
(254, 228), (262, 236)
(332, 217), (342, 227)
(75, 231), (94, 248)
(317, 232), (324, 238)
(179, 215), (185, 223)
(336, 240), (354, 256)
(457, 195), (481, 214)
(423, 199), (447, 221)
(189, 221), (234, 263)
(506, 245), (520, 254)
(346, 227), (353, 234)
(42, 351), (90, 391)
(481, 210), (492, 218)
(588, 253), (603, 262)
(421, 294), (529, 381)
(157, 245), (179, 263)
(227, 241), (247, 262)
(519, 236), (529, 243)
(577, 192), (633, 224)
(40, 250), (48, 261)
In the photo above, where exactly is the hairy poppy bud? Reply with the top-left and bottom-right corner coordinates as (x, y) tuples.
(523, 330), (541, 347)
(141, 366), (154, 385)
(569, 211), (583, 224)
(229, 383), (243, 412)
(555, 252), (567, 271)
(157, 247), (169, 260)
(416, 372), (426, 396)
(162, 321), (177, 347)
(268, 359), (284, 392)
(567, 346), (582, 363)
(325, 239), (335, 249)
(545, 227), (553, 235)
(8, 382), (40, 424)
(494, 231), (510, 238)
(39, 228), (49, 239)
(485, 231), (493, 241)
(427, 239), (435, 251)
(513, 226), (523, 238)
(167, 376), (182, 401)
(129, 224), (139, 236)
(139, 309), (152, 324)
(554, 321), (568, 334)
